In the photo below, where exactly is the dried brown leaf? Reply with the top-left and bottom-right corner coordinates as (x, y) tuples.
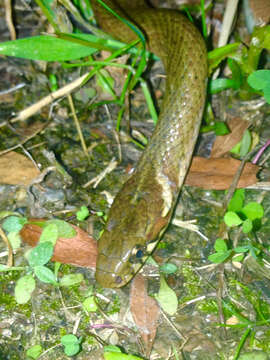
(130, 274), (160, 356)
(185, 156), (259, 190)
(249, 0), (270, 25)
(0, 151), (40, 186)
(20, 219), (97, 268)
(211, 117), (249, 158)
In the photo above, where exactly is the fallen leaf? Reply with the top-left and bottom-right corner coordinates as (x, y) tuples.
(185, 156), (259, 190)
(211, 117), (249, 158)
(248, 0), (270, 26)
(130, 274), (160, 357)
(0, 151), (40, 185)
(20, 219), (97, 268)
(154, 275), (178, 316)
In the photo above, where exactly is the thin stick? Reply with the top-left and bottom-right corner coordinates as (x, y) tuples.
(67, 94), (89, 159)
(1, 74), (89, 127)
(4, 0), (16, 40)
(0, 227), (13, 267)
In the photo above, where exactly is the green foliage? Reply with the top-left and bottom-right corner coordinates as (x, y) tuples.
(49, 73), (58, 91)
(230, 129), (252, 157)
(217, 283), (270, 359)
(33, 265), (58, 285)
(59, 273), (84, 287)
(208, 43), (241, 75)
(0, 35), (97, 61)
(28, 242), (54, 267)
(26, 345), (43, 359)
(224, 191), (264, 233)
(224, 211), (243, 227)
(39, 223), (58, 245)
(208, 238), (232, 263)
(201, 103), (230, 135)
(2, 216), (27, 233)
(208, 190), (264, 265)
(96, 68), (115, 97)
(228, 189), (245, 212)
(7, 231), (21, 249)
(1, 216), (84, 304)
(155, 275), (178, 315)
(209, 26), (270, 99)
(238, 352), (268, 360)
(248, 70), (270, 104)
(104, 346), (144, 360)
(82, 296), (98, 312)
(159, 263), (178, 274)
(45, 219), (76, 238)
(15, 275), (36, 304)
(213, 121), (230, 136)
(61, 334), (82, 356)
(210, 58), (242, 93)
(76, 206), (90, 221)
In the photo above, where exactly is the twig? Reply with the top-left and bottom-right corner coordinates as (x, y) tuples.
(0, 74), (89, 127)
(83, 157), (117, 188)
(0, 122), (49, 156)
(160, 307), (187, 343)
(213, 0), (240, 79)
(67, 94), (89, 159)
(0, 226), (13, 267)
(4, 0), (16, 40)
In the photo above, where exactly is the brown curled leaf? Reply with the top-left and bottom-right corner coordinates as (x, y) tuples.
(20, 219), (97, 268)
(130, 274), (160, 356)
(185, 156), (259, 190)
(211, 117), (249, 158)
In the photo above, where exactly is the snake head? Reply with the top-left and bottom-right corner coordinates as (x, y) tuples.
(95, 227), (151, 288)
(94, 167), (175, 288)
(95, 253), (138, 288)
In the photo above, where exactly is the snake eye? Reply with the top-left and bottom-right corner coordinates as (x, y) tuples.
(129, 246), (145, 264)
(136, 249), (144, 258)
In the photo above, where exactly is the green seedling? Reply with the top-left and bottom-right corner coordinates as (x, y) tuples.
(209, 26), (270, 98)
(0, 216), (83, 304)
(76, 205), (90, 221)
(208, 189), (264, 264)
(248, 70), (270, 104)
(61, 334), (82, 356)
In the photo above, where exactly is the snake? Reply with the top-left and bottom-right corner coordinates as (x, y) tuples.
(92, 0), (208, 288)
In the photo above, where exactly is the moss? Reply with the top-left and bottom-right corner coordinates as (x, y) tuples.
(197, 299), (218, 314)
(181, 264), (202, 297)
(0, 272), (32, 317)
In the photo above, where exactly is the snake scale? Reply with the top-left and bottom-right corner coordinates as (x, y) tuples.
(92, 0), (208, 288)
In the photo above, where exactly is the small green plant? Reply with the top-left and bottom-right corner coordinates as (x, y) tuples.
(230, 129), (253, 157)
(208, 189), (264, 264)
(208, 26), (270, 98)
(26, 335), (82, 358)
(0, 215), (84, 304)
(217, 281), (270, 359)
(76, 205), (90, 221)
(104, 345), (144, 360)
(247, 70), (270, 104)
(61, 334), (82, 356)
(26, 344), (43, 359)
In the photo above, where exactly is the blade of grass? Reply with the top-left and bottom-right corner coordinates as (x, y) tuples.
(35, 0), (60, 32)
(200, 0), (207, 39)
(233, 328), (251, 360)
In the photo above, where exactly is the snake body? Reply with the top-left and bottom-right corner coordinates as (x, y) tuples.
(92, 0), (208, 288)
